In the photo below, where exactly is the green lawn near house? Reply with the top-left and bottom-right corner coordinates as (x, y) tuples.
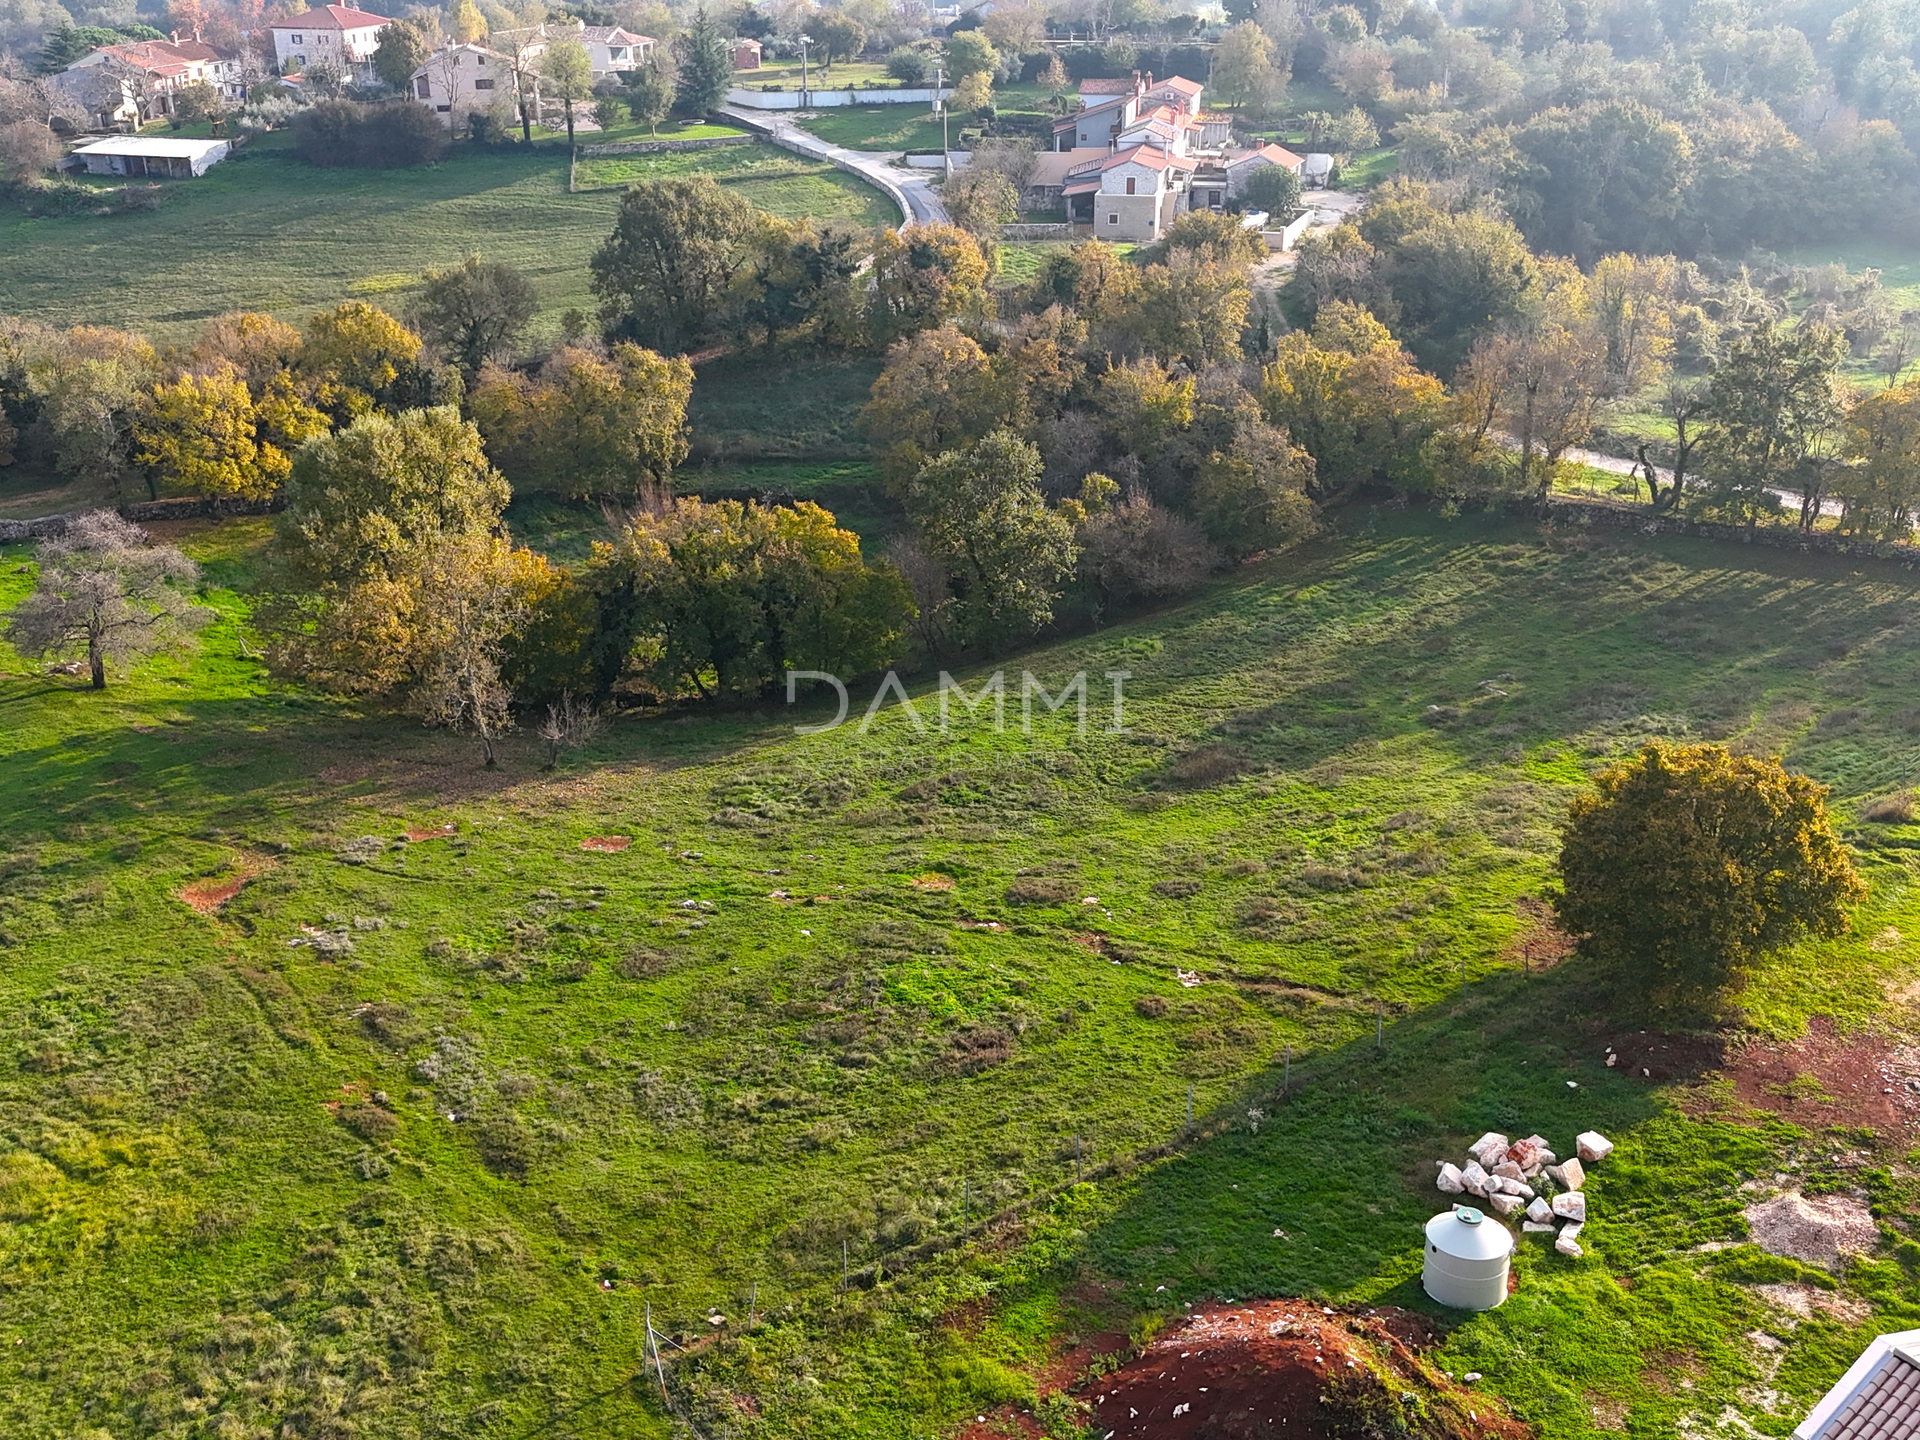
(3, 508), (1920, 1436)
(0, 132), (889, 349)
(570, 144), (897, 228)
(792, 102), (952, 154)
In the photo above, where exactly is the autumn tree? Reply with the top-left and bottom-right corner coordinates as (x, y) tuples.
(1260, 301), (1444, 497)
(866, 224), (990, 346)
(1459, 263), (1609, 503)
(263, 406), (511, 695)
(296, 301), (432, 421)
(539, 35), (594, 145)
(860, 326), (1017, 486)
(1556, 742), (1864, 1015)
(590, 175), (755, 352)
(583, 498), (913, 698)
(4, 511), (211, 690)
(414, 255), (539, 375)
(470, 341), (692, 503)
(0, 119), (60, 184)
(1836, 380), (1920, 539)
(943, 166), (1020, 249)
(20, 325), (159, 496)
(134, 364), (286, 500)
(1158, 208), (1264, 266)
(406, 534), (539, 766)
(903, 428), (1078, 653)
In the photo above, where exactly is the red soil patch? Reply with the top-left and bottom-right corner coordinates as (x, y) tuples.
(911, 874), (956, 891)
(579, 836), (633, 852)
(178, 857), (274, 915)
(958, 1301), (1529, 1440)
(1072, 932), (1107, 954)
(1504, 897), (1576, 971)
(406, 823), (457, 841)
(1721, 1015), (1920, 1143)
(1594, 1030), (1727, 1085)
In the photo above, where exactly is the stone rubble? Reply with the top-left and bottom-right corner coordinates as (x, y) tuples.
(1432, 1128), (1612, 1259)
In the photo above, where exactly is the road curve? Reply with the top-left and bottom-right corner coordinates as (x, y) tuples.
(718, 106), (950, 227)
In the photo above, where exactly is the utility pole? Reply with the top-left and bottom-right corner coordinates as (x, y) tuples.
(934, 63), (949, 178)
(798, 33), (811, 108)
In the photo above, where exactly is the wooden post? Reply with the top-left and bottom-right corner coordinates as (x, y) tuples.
(646, 1302), (668, 1405)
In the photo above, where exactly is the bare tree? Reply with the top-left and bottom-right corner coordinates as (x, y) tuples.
(1877, 309), (1920, 388)
(4, 511), (211, 689)
(537, 691), (601, 768)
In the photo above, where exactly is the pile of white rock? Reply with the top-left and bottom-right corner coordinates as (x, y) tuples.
(1435, 1130), (1614, 1257)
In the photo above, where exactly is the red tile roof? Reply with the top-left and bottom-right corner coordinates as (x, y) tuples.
(1102, 144), (1191, 172)
(1822, 1354), (1920, 1440)
(271, 4), (392, 30)
(89, 37), (231, 70)
(1079, 77), (1136, 94)
(1154, 75), (1203, 94)
(1228, 141), (1305, 170)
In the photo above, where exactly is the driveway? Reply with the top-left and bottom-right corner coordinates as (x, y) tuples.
(717, 107), (949, 227)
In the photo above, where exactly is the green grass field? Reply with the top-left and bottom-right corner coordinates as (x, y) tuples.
(571, 144), (897, 228)
(0, 132), (891, 349)
(3, 508), (1920, 1436)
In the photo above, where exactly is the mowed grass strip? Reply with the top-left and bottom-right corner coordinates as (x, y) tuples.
(0, 133), (892, 348)
(2, 512), (1920, 1435)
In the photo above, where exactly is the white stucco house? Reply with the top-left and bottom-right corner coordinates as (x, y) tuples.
(489, 20), (654, 77)
(66, 36), (246, 115)
(1224, 141), (1305, 198)
(1065, 145), (1197, 241)
(269, 5), (392, 75)
(409, 44), (513, 122)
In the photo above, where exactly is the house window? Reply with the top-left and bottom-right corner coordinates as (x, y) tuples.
(415, 76), (430, 97)
(1108, 213), (1118, 224)
(291, 33), (303, 43)
(295, 53), (306, 63)
(436, 104), (450, 111)
(475, 78), (493, 88)
(1125, 176), (1136, 194)
(1079, 132), (1087, 142)
(610, 46), (625, 58)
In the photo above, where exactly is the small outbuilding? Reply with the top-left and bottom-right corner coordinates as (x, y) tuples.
(1301, 152), (1335, 188)
(1422, 1205), (1512, 1311)
(732, 38), (762, 70)
(64, 134), (231, 178)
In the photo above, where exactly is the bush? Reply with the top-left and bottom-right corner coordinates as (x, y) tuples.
(885, 47), (929, 84)
(293, 99), (449, 168)
(1555, 742), (1865, 1013)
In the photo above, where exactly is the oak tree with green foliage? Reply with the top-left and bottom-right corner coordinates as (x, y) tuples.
(590, 176), (754, 352)
(1555, 742), (1864, 1014)
(413, 255), (539, 376)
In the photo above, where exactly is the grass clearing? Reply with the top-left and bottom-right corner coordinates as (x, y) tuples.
(2, 510), (1920, 1436)
(570, 144), (897, 228)
(0, 133), (888, 349)
(793, 103), (952, 153)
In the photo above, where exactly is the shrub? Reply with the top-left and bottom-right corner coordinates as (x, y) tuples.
(1135, 994), (1169, 1018)
(1555, 741), (1865, 1013)
(1167, 745), (1247, 788)
(1152, 877), (1203, 898)
(1006, 876), (1076, 905)
(885, 47), (928, 84)
(1862, 792), (1913, 823)
(293, 99), (449, 168)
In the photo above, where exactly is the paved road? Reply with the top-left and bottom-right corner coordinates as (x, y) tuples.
(1555, 444), (1845, 520)
(718, 107), (949, 227)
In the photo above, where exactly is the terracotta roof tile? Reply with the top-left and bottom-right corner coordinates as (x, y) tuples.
(271, 4), (391, 30)
(1826, 1354), (1920, 1440)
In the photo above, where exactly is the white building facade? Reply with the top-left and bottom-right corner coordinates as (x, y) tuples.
(269, 4), (392, 75)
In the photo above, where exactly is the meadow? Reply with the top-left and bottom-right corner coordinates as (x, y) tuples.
(0, 131), (894, 348)
(2, 506), (1919, 1437)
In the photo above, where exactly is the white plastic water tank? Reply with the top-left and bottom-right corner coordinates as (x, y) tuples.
(1423, 1204), (1513, 1310)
